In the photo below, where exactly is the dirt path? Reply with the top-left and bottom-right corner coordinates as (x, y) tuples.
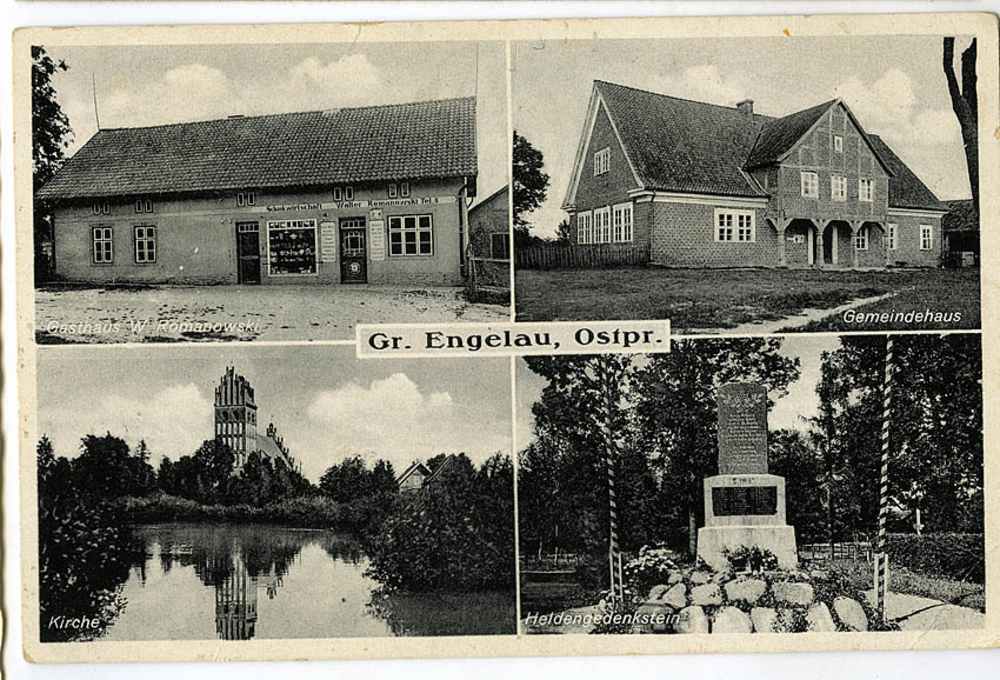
(687, 292), (898, 336)
(35, 284), (509, 344)
(863, 590), (985, 630)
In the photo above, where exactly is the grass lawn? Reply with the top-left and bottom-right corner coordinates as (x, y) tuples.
(515, 266), (980, 333)
(830, 558), (985, 613)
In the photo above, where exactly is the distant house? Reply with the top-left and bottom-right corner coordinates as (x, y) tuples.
(37, 97), (479, 286)
(396, 455), (460, 493)
(468, 185), (510, 260)
(942, 199), (979, 266)
(397, 461), (433, 493)
(562, 80), (947, 269)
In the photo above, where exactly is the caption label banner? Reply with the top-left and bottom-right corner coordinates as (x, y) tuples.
(356, 320), (671, 358)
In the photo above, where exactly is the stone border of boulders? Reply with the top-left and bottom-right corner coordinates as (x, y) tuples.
(622, 565), (875, 634)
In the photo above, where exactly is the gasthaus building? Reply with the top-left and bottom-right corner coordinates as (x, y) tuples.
(563, 81), (948, 269)
(36, 96), (478, 286)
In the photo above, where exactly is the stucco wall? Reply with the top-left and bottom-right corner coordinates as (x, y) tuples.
(52, 177), (468, 286)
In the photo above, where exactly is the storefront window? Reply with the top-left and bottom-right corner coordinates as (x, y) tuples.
(267, 219), (318, 275)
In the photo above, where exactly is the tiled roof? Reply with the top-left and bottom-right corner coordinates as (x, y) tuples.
(591, 81), (941, 210)
(595, 81), (767, 197)
(867, 135), (945, 211)
(37, 97), (478, 201)
(942, 199), (978, 232)
(255, 433), (293, 468)
(744, 100), (835, 168)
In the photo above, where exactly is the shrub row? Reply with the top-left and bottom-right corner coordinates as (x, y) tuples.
(118, 493), (359, 530)
(888, 532), (984, 583)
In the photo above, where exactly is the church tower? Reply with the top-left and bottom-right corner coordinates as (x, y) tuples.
(214, 367), (258, 467)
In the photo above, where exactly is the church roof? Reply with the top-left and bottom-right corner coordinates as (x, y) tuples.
(256, 432), (293, 468)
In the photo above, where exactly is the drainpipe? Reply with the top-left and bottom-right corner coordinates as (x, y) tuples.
(458, 179), (472, 277)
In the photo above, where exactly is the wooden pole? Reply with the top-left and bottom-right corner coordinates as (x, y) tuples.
(876, 336), (894, 622)
(599, 358), (622, 603)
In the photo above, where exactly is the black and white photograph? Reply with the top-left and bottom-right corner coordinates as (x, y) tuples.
(33, 345), (516, 641)
(511, 36), (980, 334)
(31, 40), (510, 344)
(517, 334), (984, 634)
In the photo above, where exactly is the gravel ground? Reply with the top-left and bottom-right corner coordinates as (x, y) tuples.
(34, 284), (509, 344)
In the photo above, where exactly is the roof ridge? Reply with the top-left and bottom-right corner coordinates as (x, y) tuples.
(594, 79), (773, 118)
(96, 95), (476, 133)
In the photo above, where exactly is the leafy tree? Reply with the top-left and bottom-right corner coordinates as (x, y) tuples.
(632, 340), (800, 555)
(555, 219), (573, 244)
(73, 433), (156, 500)
(512, 131), (550, 246)
(943, 37), (978, 211)
(769, 428), (826, 544)
(366, 454), (514, 591)
(319, 455), (371, 504)
(814, 334), (983, 537)
(32, 46), (73, 283)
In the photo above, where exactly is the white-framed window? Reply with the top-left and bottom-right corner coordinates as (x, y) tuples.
(389, 214), (433, 256)
(594, 147), (611, 176)
(612, 202), (633, 243)
(135, 199), (154, 214)
(400, 182), (411, 198)
(887, 223), (898, 251)
(267, 219), (318, 275)
(594, 206), (611, 243)
(800, 171), (819, 198)
(345, 186), (354, 201)
(237, 191), (256, 207)
(834, 135), (844, 152)
(854, 226), (869, 251)
(490, 232), (510, 260)
(920, 224), (933, 251)
(92, 201), (110, 215)
(714, 209), (756, 242)
(332, 187), (342, 201)
(831, 175), (847, 201)
(388, 183), (398, 198)
(859, 178), (874, 202)
(577, 211), (594, 245)
(134, 225), (157, 263)
(92, 226), (113, 263)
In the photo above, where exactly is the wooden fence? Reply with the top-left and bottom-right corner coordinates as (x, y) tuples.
(799, 542), (872, 563)
(515, 242), (651, 270)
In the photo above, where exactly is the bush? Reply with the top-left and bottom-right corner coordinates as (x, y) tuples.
(888, 533), (984, 583)
(623, 544), (680, 597)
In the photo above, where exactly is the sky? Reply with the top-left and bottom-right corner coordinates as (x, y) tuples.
(46, 40), (508, 201)
(515, 334), (843, 450)
(513, 35), (976, 238)
(37, 346), (512, 483)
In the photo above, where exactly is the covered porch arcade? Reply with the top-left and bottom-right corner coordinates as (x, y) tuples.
(769, 216), (889, 269)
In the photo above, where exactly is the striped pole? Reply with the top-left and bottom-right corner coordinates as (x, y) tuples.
(599, 358), (622, 603)
(876, 336), (894, 622)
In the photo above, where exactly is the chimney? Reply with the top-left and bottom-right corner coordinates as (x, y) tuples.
(736, 99), (754, 121)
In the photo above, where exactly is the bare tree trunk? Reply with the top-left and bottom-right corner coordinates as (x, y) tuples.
(944, 37), (979, 212)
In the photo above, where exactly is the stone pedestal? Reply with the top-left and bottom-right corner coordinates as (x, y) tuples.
(695, 383), (798, 570)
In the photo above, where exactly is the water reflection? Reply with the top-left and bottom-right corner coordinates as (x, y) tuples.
(82, 524), (513, 641)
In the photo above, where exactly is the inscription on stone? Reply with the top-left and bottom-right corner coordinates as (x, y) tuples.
(717, 382), (769, 474)
(712, 486), (778, 517)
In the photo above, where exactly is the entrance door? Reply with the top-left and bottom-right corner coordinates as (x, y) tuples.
(236, 222), (261, 284)
(340, 218), (367, 283)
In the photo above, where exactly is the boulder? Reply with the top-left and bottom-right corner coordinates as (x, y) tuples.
(667, 570), (684, 585)
(750, 607), (778, 633)
(810, 570), (830, 581)
(724, 578), (767, 606)
(833, 597), (869, 632)
(631, 601), (674, 634)
(648, 584), (670, 601)
(690, 571), (710, 585)
(662, 583), (688, 609)
(674, 606), (710, 634)
(772, 581), (815, 606)
(712, 606), (753, 633)
(690, 583), (724, 607)
(805, 602), (836, 632)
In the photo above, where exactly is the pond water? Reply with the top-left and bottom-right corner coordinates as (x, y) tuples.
(96, 524), (515, 641)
